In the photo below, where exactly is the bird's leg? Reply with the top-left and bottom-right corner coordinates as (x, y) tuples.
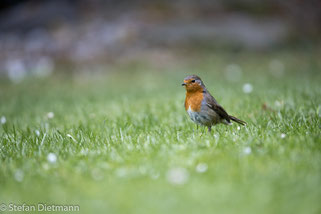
(207, 126), (212, 133)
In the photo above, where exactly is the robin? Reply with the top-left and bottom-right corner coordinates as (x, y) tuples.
(182, 75), (246, 132)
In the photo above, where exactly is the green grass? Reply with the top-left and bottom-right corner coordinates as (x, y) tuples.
(1, 51), (321, 214)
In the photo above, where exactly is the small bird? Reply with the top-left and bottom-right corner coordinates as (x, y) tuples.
(182, 75), (246, 132)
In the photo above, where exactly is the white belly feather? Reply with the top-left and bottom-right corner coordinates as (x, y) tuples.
(187, 106), (212, 126)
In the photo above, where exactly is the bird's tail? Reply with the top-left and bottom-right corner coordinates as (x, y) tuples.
(229, 115), (246, 126)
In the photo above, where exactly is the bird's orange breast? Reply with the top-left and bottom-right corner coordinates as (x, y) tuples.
(185, 92), (203, 112)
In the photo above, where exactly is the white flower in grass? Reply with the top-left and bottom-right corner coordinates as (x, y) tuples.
(47, 153), (57, 163)
(67, 134), (77, 143)
(196, 163), (208, 173)
(274, 100), (283, 108)
(14, 169), (24, 182)
(281, 133), (286, 139)
(166, 167), (189, 185)
(47, 112), (54, 119)
(243, 147), (252, 155)
(35, 130), (40, 136)
(243, 83), (253, 94)
(1, 116), (6, 124)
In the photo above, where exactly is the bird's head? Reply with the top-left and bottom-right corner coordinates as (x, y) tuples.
(182, 75), (205, 92)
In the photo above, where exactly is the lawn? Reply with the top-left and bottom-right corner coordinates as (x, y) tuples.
(0, 50), (321, 214)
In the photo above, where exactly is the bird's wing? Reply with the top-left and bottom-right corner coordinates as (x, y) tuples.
(204, 92), (231, 123)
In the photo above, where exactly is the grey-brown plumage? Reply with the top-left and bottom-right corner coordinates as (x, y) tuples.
(183, 75), (246, 132)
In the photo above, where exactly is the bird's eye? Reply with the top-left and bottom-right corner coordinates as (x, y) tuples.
(191, 80), (196, 83)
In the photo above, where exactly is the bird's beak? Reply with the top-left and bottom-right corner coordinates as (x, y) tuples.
(182, 83), (186, 86)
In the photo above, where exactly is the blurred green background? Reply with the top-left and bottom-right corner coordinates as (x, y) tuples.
(0, 1), (321, 214)
(0, 0), (321, 80)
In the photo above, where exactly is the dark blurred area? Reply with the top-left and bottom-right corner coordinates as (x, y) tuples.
(0, 0), (320, 81)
